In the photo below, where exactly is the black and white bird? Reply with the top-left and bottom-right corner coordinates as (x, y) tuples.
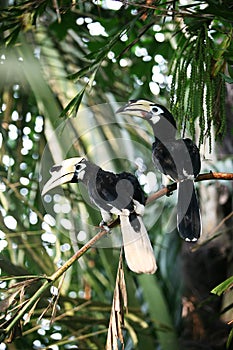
(42, 157), (157, 274)
(117, 99), (201, 242)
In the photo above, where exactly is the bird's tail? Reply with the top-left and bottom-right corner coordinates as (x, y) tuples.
(177, 180), (201, 241)
(119, 212), (157, 274)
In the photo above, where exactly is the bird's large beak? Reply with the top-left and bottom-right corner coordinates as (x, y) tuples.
(41, 157), (83, 196)
(116, 99), (152, 117)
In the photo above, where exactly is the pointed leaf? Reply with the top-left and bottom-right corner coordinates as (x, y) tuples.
(59, 85), (87, 119)
(221, 73), (233, 84)
(211, 276), (233, 296)
(0, 290), (20, 312)
(227, 328), (233, 349)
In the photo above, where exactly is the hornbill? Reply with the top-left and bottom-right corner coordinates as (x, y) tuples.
(42, 157), (157, 274)
(117, 99), (201, 242)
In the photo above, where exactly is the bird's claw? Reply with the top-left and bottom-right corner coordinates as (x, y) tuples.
(166, 184), (173, 197)
(99, 221), (111, 233)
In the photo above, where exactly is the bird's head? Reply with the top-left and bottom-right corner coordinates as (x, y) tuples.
(42, 157), (87, 196)
(116, 99), (176, 129)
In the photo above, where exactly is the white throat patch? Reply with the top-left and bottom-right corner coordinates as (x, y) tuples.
(76, 163), (87, 180)
(150, 115), (161, 124)
(78, 169), (85, 180)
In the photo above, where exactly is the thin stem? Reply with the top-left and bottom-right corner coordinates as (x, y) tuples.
(1, 171), (233, 341)
(51, 228), (109, 281)
(146, 171), (233, 204)
(1, 228), (109, 341)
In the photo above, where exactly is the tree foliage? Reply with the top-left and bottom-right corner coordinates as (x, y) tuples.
(0, 1), (233, 349)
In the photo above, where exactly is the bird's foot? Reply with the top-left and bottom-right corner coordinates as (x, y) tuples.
(99, 220), (111, 233)
(166, 184), (174, 197)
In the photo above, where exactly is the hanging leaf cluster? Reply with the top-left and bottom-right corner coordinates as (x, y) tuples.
(170, 23), (227, 147)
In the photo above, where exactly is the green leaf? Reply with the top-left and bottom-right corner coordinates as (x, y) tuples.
(211, 276), (233, 296)
(227, 328), (233, 349)
(5, 25), (21, 46)
(221, 73), (233, 84)
(59, 84), (87, 119)
(69, 15), (141, 82)
(49, 11), (79, 40)
(138, 275), (180, 350)
(68, 63), (100, 81)
(228, 64), (233, 79)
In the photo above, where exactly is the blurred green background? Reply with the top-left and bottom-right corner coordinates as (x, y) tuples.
(0, 1), (233, 349)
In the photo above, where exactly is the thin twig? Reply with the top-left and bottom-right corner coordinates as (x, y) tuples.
(0, 227), (110, 341)
(118, 0), (214, 19)
(1, 171), (233, 341)
(117, 21), (155, 58)
(51, 227), (110, 280)
(191, 211), (233, 251)
(146, 171), (233, 204)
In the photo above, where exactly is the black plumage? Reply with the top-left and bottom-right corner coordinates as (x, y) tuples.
(117, 100), (201, 241)
(42, 157), (156, 273)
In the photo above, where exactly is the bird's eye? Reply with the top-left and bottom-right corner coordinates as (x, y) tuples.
(151, 105), (164, 115)
(151, 106), (159, 113)
(75, 164), (82, 171)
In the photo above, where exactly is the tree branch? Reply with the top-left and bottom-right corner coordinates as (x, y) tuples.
(0, 227), (110, 342)
(146, 171), (233, 204)
(1, 171), (232, 341)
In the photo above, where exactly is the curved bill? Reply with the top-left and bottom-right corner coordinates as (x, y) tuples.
(116, 99), (152, 117)
(41, 157), (83, 196)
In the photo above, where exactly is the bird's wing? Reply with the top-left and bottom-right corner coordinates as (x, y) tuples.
(183, 138), (201, 178)
(88, 169), (133, 213)
(117, 172), (146, 205)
